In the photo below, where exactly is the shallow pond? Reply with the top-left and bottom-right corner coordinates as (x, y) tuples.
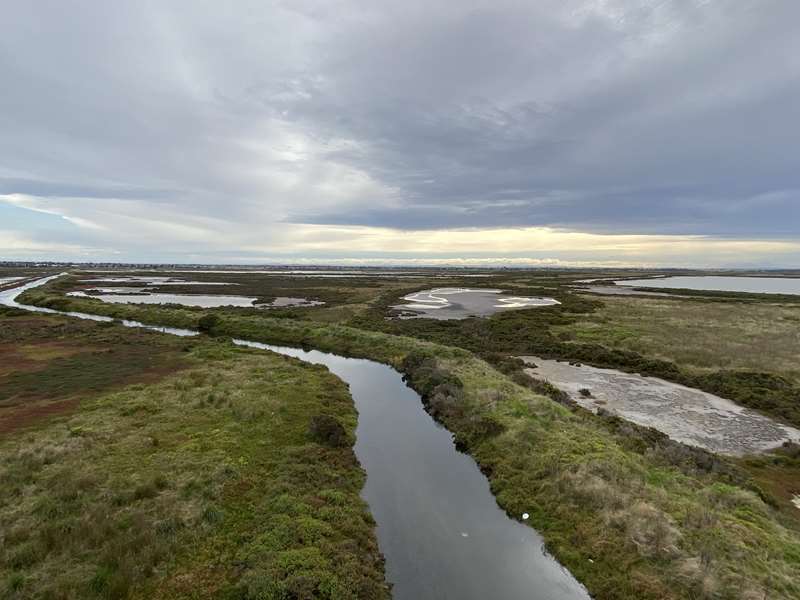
(69, 290), (325, 309)
(521, 356), (800, 455)
(82, 276), (233, 286)
(394, 288), (560, 320)
(83, 270), (460, 279)
(577, 285), (683, 297)
(67, 291), (258, 308)
(1, 277), (588, 600)
(256, 297), (325, 308)
(615, 275), (800, 295)
(169, 270), (494, 278)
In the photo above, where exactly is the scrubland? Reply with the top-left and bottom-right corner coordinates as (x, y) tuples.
(0, 310), (388, 599)
(16, 282), (800, 600)
(555, 295), (800, 384)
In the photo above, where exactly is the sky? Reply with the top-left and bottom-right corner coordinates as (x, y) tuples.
(1, 0), (799, 267)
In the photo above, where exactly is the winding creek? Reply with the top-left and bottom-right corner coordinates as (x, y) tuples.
(1, 276), (589, 600)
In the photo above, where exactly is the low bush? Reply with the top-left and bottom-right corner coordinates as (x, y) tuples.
(308, 414), (349, 448)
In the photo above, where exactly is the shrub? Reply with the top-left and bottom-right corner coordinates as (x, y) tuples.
(308, 415), (349, 448)
(197, 313), (221, 335)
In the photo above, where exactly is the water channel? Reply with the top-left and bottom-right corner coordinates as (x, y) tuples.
(1, 276), (589, 600)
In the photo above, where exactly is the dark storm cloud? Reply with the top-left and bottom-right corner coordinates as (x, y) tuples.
(1, 0), (799, 256)
(277, 0), (800, 235)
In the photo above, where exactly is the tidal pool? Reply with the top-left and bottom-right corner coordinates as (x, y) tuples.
(82, 276), (232, 286)
(576, 285), (684, 297)
(257, 297), (325, 308)
(615, 275), (800, 295)
(69, 290), (325, 309)
(394, 288), (560, 320)
(67, 291), (258, 308)
(178, 270), (492, 278)
(521, 356), (800, 455)
(76, 287), (151, 294)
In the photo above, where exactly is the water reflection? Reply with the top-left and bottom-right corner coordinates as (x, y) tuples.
(615, 275), (800, 295)
(0, 275), (198, 337)
(394, 288), (560, 320)
(236, 340), (589, 600)
(67, 290), (258, 308)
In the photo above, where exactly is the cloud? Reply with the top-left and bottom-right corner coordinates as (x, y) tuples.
(1, 1), (798, 264)
(4, 194), (799, 267)
(0, 230), (109, 258)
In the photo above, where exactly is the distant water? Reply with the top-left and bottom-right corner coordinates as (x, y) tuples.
(617, 275), (800, 295)
(67, 290), (258, 308)
(82, 276), (232, 286)
(0, 275), (197, 337)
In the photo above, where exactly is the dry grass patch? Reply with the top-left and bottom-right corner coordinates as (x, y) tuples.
(559, 296), (800, 382)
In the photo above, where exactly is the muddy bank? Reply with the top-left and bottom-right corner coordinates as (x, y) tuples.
(520, 356), (800, 455)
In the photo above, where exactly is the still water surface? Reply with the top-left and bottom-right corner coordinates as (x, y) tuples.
(2, 277), (588, 600)
(236, 341), (589, 600)
(617, 275), (800, 295)
(0, 275), (198, 337)
(68, 290), (258, 308)
(395, 288), (560, 320)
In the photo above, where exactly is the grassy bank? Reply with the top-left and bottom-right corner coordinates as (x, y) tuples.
(19, 287), (800, 599)
(0, 312), (388, 599)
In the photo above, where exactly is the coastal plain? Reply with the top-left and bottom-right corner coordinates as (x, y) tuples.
(2, 266), (800, 599)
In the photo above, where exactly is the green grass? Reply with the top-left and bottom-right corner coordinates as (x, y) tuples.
(19, 285), (800, 599)
(0, 315), (388, 599)
(556, 295), (800, 381)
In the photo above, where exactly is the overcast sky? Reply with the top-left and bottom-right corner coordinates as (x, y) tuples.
(2, 0), (799, 267)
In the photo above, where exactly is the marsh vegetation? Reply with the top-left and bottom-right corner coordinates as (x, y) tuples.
(5, 267), (800, 599)
(0, 311), (388, 599)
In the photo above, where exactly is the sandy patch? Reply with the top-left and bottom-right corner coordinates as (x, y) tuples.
(520, 356), (800, 455)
